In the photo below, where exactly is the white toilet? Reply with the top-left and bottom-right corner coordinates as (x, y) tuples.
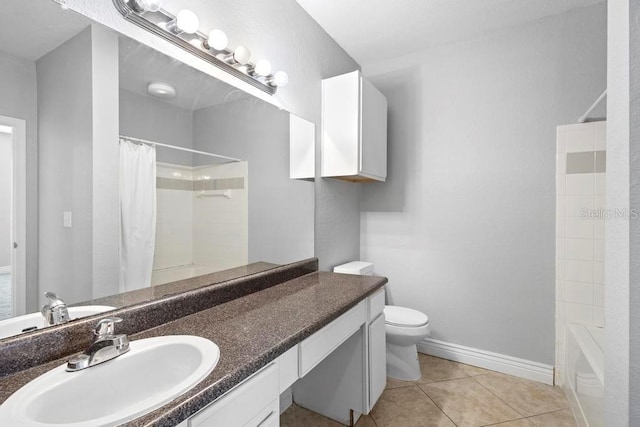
(333, 261), (430, 381)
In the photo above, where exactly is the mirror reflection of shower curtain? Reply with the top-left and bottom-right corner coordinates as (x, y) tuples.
(119, 139), (156, 292)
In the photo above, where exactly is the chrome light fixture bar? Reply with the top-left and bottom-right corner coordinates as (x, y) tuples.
(112, 0), (288, 95)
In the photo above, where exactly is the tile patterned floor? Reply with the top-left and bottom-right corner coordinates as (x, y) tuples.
(281, 354), (576, 427)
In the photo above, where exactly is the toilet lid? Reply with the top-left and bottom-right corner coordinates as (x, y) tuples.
(384, 305), (429, 327)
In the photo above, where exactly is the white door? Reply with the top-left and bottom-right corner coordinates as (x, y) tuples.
(0, 115), (26, 318)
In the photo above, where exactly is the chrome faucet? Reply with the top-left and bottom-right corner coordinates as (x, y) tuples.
(41, 292), (70, 326)
(66, 317), (130, 372)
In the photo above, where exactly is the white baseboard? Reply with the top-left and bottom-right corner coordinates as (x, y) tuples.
(0, 266), (11, 275)
(417, 337), (555, 385)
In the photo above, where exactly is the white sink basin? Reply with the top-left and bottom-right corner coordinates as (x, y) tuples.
(0, 306), (116, 340)
(0, 335), (219, 426)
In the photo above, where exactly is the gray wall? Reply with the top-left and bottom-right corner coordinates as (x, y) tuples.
(37, 27), (94, 305)
(0, 133), (11, 267)
(36, 26), (120, 305)
(0, 50), (38, 311)
(605, 0), (630, 425)
(90, 25), (120, 300)
(193, 100), (314, 264)
(119, 89), (194, 166)
(360, 4), (607, 364)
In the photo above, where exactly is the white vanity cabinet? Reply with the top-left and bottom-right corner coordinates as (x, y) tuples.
(321, 70), (387, 182)
(184, 363), (279, 427)
(179, 289), (385, 427)
(293, 289), (386, 424)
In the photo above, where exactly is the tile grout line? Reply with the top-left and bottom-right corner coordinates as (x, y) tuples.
(467, 374), (531, 420)
(415, 383), (460, 427)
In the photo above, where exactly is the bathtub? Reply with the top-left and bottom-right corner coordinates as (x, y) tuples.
(151, 264), (221, 286)
(565, 324), (604, 427)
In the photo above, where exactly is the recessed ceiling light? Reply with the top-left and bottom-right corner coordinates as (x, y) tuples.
(147, 82), (176, 99)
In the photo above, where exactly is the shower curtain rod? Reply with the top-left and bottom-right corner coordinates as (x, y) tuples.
(119, 135), (241, 163)
(578, 89), (607, 123)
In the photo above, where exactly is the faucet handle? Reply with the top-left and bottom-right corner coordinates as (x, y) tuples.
(43, 292), (66, 308)
(41, 292), (69, 325)
(94, 317), (123, 337)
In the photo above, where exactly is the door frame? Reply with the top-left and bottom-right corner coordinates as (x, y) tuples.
(0, 115), (26, 316)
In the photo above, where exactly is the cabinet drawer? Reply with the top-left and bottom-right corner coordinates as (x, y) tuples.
(367, 288), (385, 322)
(299, 301), (366, 376)
(244, 399), (279, 427)
(278, 345), (299, 393)
(189, 363), (278, 427)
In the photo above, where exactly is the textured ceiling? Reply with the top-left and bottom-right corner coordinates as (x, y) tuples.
(296, 0), (606, 67)
(0, 0), (89, 60)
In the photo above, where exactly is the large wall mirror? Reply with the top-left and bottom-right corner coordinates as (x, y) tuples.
(0, 0), (314, 338)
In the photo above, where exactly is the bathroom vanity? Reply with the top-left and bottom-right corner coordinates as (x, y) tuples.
(0, 260), (387, 426)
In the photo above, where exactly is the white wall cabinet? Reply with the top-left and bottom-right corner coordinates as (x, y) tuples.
(289, 114), (315, 180)
(321, 70), (387, 182)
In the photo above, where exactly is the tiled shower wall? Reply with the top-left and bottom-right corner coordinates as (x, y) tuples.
(555, 121), (606, 385)
(154, 162), (248, 272)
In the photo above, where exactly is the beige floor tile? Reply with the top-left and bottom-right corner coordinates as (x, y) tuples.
(416, 354), (469, 384)
(370, 385), (455, 427)
(355, 414), (378, 427)
(474, 373), (569, 417)
(420, 377), (521, 427)
(457, 362), (493, 376)
(488, 419), (533, 426)
(386, 376), (415, 389)
(279, 404), (344, 427)
(526, 409), (577, 427)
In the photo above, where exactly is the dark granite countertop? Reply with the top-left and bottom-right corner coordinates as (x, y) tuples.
(0, 271), (387, 427)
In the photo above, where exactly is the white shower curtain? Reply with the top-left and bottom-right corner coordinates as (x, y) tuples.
(119, 139), (156, 292)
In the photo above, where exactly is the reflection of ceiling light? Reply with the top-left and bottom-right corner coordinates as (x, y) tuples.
(172, 172), (182, 177)
(147, 82), (176, 99)
(0, 125), (13, 134)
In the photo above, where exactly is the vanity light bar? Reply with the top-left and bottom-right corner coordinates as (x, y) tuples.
(112, 0), (288, 95)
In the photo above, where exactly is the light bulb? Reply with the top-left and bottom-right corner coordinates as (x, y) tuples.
(129, 0), (162, 12)
(146, 0), (162, 12)
(206, 29), (228, 50)
(272, 71), (289, 87)
(233, 46), (251, 65)
(174, 9), (199, 34)
(253, 60), (272, 77)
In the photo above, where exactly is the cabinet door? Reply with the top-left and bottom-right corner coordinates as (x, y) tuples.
(360, 77), (387, 181)
(189, 364), (278, 427)
(368, 313), (386, 411)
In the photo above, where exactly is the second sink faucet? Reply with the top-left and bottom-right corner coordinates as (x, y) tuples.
(66, 317), (130, 372)
(41, 292), (69, 326)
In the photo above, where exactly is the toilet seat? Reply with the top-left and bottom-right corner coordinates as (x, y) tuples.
(384, 305), (429, 327)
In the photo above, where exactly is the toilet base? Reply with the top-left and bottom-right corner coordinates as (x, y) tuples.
(386, 342), (421, 381)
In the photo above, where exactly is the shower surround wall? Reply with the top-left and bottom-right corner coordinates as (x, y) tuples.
(555, 121), (606, 385)
(153, 162), (248, 284)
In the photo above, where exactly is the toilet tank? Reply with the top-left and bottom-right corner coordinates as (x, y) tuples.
(333, 261), (374, 276)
